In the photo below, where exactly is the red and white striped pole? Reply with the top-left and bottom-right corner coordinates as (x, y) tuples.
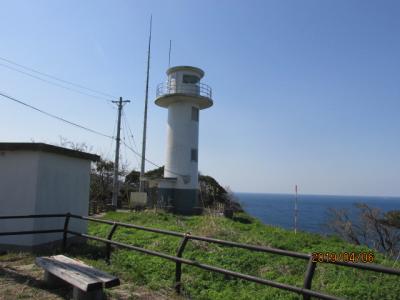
(294, 185), (298, 234)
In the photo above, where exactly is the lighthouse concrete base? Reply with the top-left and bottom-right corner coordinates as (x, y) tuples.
(158, 188), (202, 215)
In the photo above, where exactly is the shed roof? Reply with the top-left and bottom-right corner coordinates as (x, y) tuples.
(0, 143), (100, 161)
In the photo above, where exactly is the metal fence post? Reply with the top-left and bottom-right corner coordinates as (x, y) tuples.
(3, 213), (400, 300)
(175, 232), (190, 294)
(106, 223), (118, 264)
(303, 256), (317, 300)
(62, 213), (71, 252)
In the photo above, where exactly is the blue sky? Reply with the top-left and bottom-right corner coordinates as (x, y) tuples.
(0, 0), (399, 196)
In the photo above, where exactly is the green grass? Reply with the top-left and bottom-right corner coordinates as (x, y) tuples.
(66, 211), (399, 300)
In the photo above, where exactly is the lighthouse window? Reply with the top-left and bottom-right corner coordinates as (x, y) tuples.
(191, 107), (199, 121)
(191, 148), (198, 162)
(183, 74), (199, 84)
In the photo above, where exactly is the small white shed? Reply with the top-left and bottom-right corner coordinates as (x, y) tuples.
(0, 143), (99, 250)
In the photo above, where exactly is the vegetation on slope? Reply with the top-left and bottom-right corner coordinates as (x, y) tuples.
(328, 203), (400, 257)
(91, 164), (242, 213)
(125, 166), (243, 211)
(66, 211), (400, 300)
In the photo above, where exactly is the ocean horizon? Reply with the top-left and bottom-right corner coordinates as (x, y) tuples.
(235, 192), (400, 235)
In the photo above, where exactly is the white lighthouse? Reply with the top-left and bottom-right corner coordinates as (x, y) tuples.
(155, 66), (213, 214)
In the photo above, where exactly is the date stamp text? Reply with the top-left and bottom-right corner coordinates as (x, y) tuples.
(311, 252), (375, 263)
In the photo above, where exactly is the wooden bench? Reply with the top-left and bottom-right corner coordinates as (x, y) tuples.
(35, 255), (120, 300)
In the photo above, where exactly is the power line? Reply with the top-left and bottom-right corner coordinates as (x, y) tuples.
(0, 62), (113, 102)
(105, 113), (119, 160)
(121, 123), (131, 172)
(122, 110), (139, 152)
(121, 111), (141, 169)
(0, 92), (114, 139)
(122, 141), (162, 170)
(0, 56), (117, 99)
(0, 91), (181, 177)
(122, 141), (185, 178)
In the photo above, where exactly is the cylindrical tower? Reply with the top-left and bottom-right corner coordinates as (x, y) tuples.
(155, 66), (213, 214)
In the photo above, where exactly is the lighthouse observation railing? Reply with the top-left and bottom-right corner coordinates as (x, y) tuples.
(1, 213), (400, 300)
(156, 81), (212, 99)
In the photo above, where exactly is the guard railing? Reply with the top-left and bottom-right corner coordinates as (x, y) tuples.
(156, 82), (212, 99)
(1, 213), (399, 300)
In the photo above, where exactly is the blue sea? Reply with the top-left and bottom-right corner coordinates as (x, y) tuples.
(236, 193), (400, 235)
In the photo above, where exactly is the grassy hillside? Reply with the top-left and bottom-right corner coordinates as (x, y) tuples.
(66, 211), (400, 300)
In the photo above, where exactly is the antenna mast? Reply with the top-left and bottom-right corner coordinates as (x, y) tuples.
(168, 40), (172, 68)
(139, 15), (152, 192)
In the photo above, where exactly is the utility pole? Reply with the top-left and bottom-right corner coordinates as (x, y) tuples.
(139, 15), (152, 192)
(112, 97), (130, 209)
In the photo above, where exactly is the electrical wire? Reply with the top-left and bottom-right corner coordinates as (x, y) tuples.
(105, 113), (118, 160)
(122, 126), (134, 174)
(0, 62), (113, 102)
(120, 110), (176, 175)
(122, 141), (185, 177)
(121, 111), (141, 162)
(122, 110), (139, 151)
(0, 56), (117, 99)
(0, 91), (184, 178)
(121, 112), (141, 169)
(0, 92), (114, 139)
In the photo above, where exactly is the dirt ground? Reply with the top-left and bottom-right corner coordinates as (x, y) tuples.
(0, 252), (174, 300)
